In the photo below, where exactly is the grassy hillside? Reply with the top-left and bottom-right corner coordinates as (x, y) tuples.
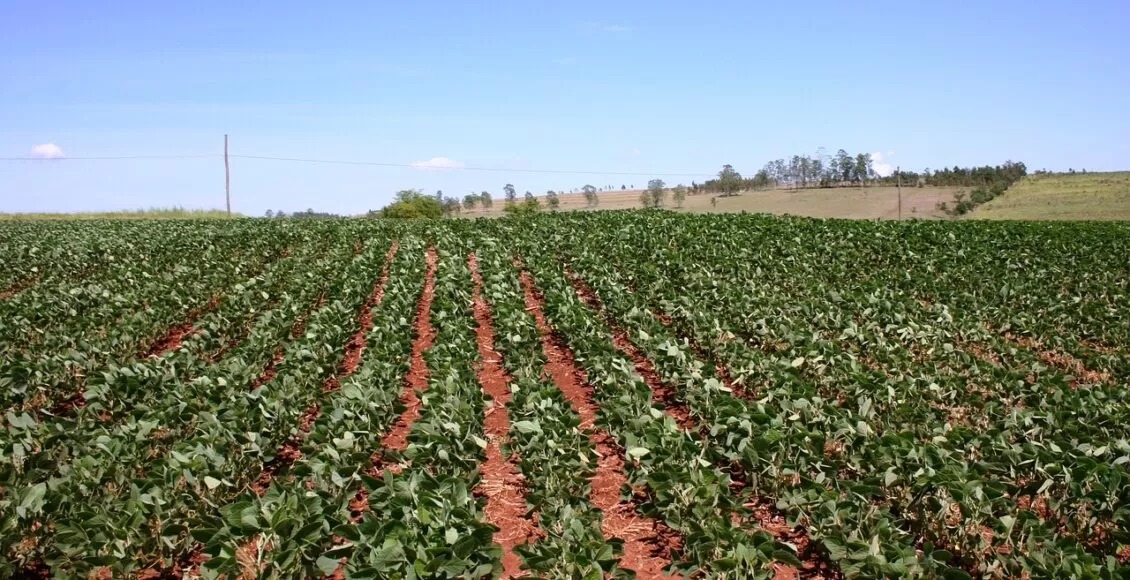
(970, 172), (1130, 220)
(0, 207), (239, 220)
(465, 185), (962, 220)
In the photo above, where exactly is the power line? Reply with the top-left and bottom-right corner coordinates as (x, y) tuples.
(0, 154), (219, 160)
(1, 150), (716, 178)
(233, 154), (713, 178)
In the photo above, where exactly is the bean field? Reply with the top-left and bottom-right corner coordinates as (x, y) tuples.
(1, 214), (1128, 579)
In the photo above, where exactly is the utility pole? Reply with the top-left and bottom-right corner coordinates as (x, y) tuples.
(894, 165), (904, 219)
(224, 134), (231, 216)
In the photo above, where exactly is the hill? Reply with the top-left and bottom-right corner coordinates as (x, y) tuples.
(464, 185), (963, 220)
(969, 172), (1130, 220)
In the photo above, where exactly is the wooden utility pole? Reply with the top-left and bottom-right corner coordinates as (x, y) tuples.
(896, 165), (902, 220)
(224, 134), (231, 216)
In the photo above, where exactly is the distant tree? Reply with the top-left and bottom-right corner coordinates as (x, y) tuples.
(480, 191), (493, 209)
(265, 209), (274, 218)
(672, 184), (687, 208)
(525, 190), (534, 201)
(752, 169), (772, 190)
(835, 149), (853, 183)
(504, 184), (517, 204)
(717, 164), (742, 197)
(377, 189), (443, 219)
(644, 179), (666, 208)
(503, 197), (541, 217)
(442, 197), (462, 217)
(582, 184), (598, 207)
(435, 190), (444, 202)
(463, 194), (478, 211)
(546, 190), (560, 211)
(854, 153), (872, 186)
(276, 210), (287, 218)
(621, 184), (627, 190)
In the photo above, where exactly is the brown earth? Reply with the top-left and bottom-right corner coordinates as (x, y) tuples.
(380, 246), (439, 455)
(518, 263), (681, 579)
(468, 254), (542, 578)
(0, 275), (40, 300)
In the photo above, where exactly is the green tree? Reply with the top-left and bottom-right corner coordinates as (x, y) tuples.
(378, 189), (443, 219)
(504, 184), (517, 204)
(546, 190), (560, 211)
(480, 191), (493, 209)
(503, 197), (541, 217)
(442, 197), (461, 217)
(672, 184), (687, 208)
(463, 194), (478, 211)
(835, 149), (853, 183)
(582, 184), (598, 207)
(854, 153), (872, 186)
(524, 190), (534, 201)
(644, 179), (666, 208)
(752, 169), (772, 190)
(717, 164), (742, 197)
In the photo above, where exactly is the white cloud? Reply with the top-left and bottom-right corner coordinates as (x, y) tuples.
(411, 157), (464, 170)
(30, 143), (65, 159)
(871, 151), (894, 177)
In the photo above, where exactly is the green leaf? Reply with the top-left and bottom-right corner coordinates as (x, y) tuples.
(627, 447), (650, 459)
(316, 555), (342, 576)
(513, 420), (541, 434)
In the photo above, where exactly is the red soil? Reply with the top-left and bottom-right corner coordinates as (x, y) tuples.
(468, 254), (541, 578)
(143, 294), (224, 358)
(567, 267), (832, 578)
(518, 264), (681, 579)
(379, 247), (439, 455)
(621, 281), (751, 400)
(0, 276), (39, 300)
(564, 269), (695, 431)
(251, 241), (399, 495)
(324, 242), (399, 393)
(1001, 330), (1111, 387)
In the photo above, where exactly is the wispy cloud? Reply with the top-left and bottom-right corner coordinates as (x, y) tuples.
(411, 156), (464, 170)
(871, 151), (895, 177)
(582, 22), (632, 34)
(30, 143), (65, 159)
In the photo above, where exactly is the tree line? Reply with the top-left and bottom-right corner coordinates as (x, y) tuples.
(362, 156), (1029, 218)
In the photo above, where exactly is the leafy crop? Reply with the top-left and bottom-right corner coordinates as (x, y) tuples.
(1, 214), (1127, 578)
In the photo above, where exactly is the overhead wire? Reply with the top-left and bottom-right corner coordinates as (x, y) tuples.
(1, 152), (715, 178)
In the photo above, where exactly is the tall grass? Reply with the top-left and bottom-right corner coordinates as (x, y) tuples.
(0, 207), (240, 220)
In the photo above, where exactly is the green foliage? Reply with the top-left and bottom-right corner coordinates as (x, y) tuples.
(642, 179), (666, 209)
(503, 197), (542, 217)
(2, 213), (1127, 578)
(672, 184), (687, 209)
(546, 190), (560, 211)
(374, 189), (443, 219)
(716, 164), (742, 197)
(0, 207), (239, 220)
(582, 184), (598, 208)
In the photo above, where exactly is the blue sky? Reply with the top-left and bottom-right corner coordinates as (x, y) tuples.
(2, 1), (1128, 215)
